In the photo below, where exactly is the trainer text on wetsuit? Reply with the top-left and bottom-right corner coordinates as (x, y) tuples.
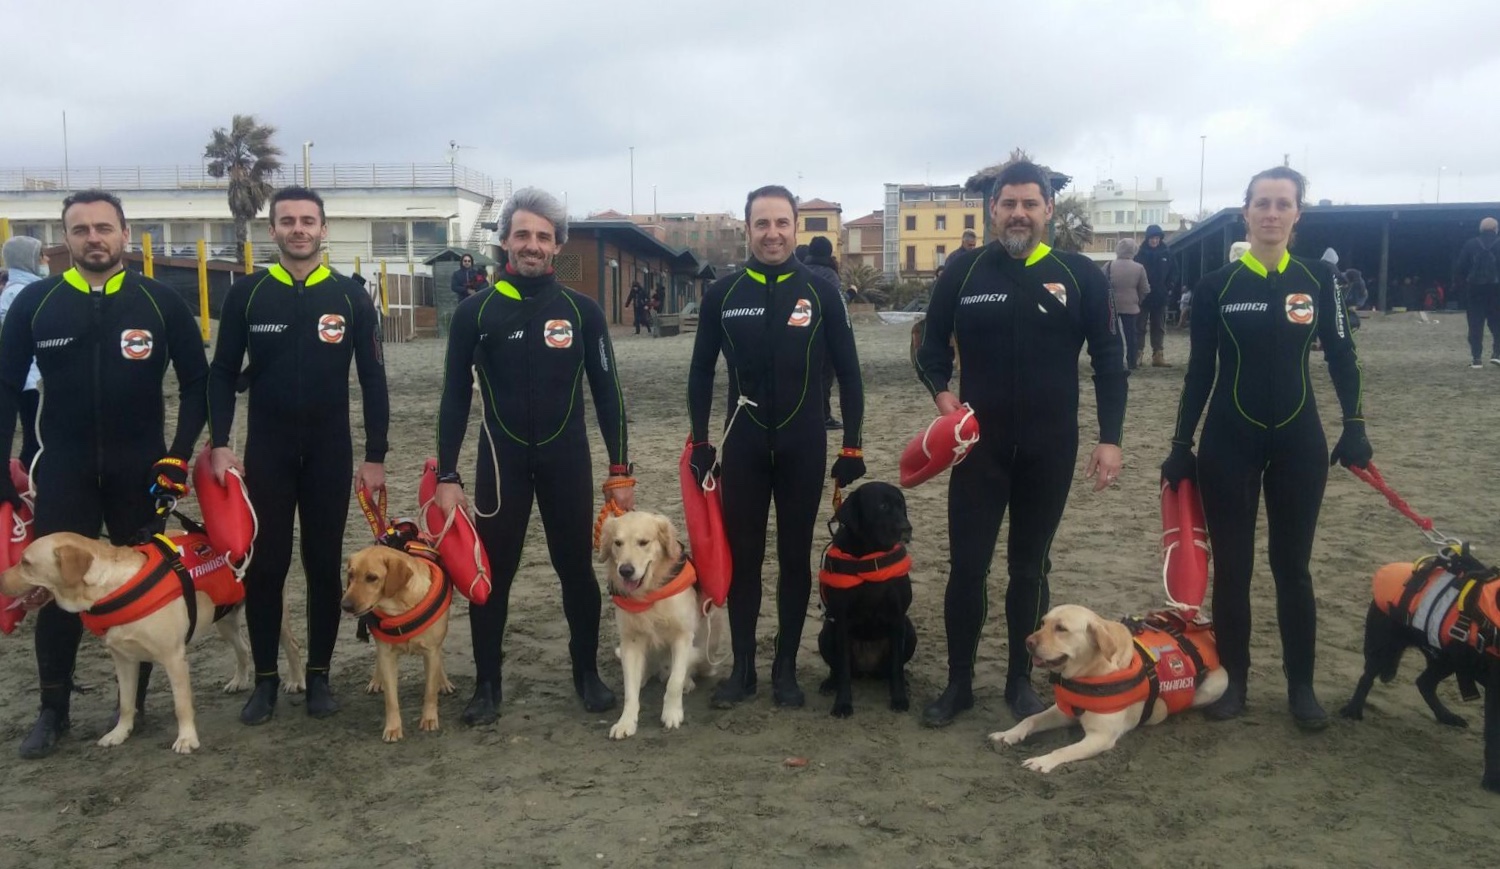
(1161, 166), (1370, 730)
(0, 189), (209, 758)
(433, 187), (633, 725)
(208, 186), (390, 726)
(686, 185), (866, 710)
(914, 161), (1128, 727)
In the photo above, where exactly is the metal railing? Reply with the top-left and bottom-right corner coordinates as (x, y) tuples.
(0, 163), (498, 198)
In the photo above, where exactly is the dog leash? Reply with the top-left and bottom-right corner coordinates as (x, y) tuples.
(1349, 462), (1463, 547)
(592, 477), (635, 551)
(356, 483), (392, 541)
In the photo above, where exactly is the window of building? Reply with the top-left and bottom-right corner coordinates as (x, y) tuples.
(1126, 211), (1135, 225)
(935, 245), (947, 267)
(372, 221), (409, 257)
(168, 222), (205, 256)
(905, 215), (916, 231)
(935, 215), (947, 231)
(804, 217), (828, 232)
(690, 231), (699, 241)
(704, 229), (715, 240)
(905, 245), (916, 271)
(932, 189), (960, 201)
(411, 220), (448, 256)
(12, 222), (48, 243)
(133, 222), (166, 254)
(963, 214), (975, 230)
(901, 190), (929, 202)
(1114, 211), (1126, 224)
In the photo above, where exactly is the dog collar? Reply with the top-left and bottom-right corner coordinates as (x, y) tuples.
(612, 556), (697, 614)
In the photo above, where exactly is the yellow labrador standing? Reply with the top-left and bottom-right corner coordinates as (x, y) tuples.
(989, 604), (1227, 773)
(597, 511), (725, 740)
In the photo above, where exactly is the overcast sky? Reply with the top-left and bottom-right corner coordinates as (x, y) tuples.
(6, 0), (1496, 222)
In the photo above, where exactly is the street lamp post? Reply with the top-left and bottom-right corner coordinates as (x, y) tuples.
(629, 146), (635, 217)
(1197, 135), (1206, 220)
(1437, 165), (1446, 203)
(302, 141), (314, 187)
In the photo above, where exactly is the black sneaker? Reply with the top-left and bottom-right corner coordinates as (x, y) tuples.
(18, 708), (70, 760)
(240, 676), (280, 726)
(1473, 359), (1485, 370)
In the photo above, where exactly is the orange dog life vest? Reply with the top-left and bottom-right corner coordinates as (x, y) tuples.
(818, 544), (912, 590)
(612, 557), (698, 614)
(1371, 551), (1500, 657)
(1053, 616), (1220, 718)
(80, 533), (244, 639)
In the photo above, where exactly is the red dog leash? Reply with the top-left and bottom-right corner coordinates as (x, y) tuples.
(356, 484), (391, 541)
(1349, 462), (1463, 547)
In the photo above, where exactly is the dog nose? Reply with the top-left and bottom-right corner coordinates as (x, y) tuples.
(340, 598), (357, 613)
(618, 564), (635, 580)
(1025, 634), (1038, 652)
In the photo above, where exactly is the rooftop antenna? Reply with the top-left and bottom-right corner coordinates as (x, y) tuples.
(447, 139), (477, 165)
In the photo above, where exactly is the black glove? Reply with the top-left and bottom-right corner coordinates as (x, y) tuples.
(1330, 420), (1373, 469)
(1160, 443), (1197, 491)
(0, 469), (22, 511)
(830, 449), (867, 487)
(689, 442), (718, 488)
(148, 456), (191, 502)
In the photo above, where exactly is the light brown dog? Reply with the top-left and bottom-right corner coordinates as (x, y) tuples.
(0, 532), (301, 754)
(597, 511), (725, 740)
(342, 545), (455, 743)
(989, 604), (1228, 773)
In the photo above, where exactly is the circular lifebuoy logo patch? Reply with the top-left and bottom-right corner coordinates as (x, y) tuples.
(787, 298), (812, 327)
(120, 329), (154, 360)
(318, 314), (346, 343)
(1284, 293), (1314, 325)
(544, 319), (574, 349)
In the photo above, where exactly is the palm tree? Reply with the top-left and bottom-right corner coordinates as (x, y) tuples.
(1050, 196), (1094, 252)
(204, 115), (283, 263)
(840, 262), (885, 297)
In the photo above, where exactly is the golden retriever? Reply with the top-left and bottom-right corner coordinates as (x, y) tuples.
(0, 532), (301, 754)
(988, 604), (1228, 773)
(341, 545), (455, 742)
(597, 511), (725, 740)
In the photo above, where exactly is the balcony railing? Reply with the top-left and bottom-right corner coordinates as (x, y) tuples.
(0, 163), (497, 198)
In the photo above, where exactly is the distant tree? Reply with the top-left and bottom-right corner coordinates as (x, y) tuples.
(205, 115), (283, 263)
(840, 262), (885, 294)
(1050, 196), (1094, 252)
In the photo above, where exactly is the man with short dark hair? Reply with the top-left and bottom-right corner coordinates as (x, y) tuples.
(451, 253), (487, 300)
(625, 281), (649, 334)
(915, 161), (1127, 726)
(1134, 224), (1178, 367)
(0, 189), (209, 757)
(1455, 216), (1500, 368)
(209, 185), (389, 726)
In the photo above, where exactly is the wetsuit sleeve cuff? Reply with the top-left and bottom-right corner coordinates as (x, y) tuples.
(364, 450), (387, 464)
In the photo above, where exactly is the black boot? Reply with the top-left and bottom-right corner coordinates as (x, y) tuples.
(921, 678), (974, 728)
(1004, 676), (1046, 720)
(107, 663), (153, 732)
(1203, 673), (1248, 721)
(305, 670), (339, 718)
(1289, 683), (1328, 732)
(19, 684), (71, 760)
(461, 680), (500, 726)
(771, 655), (804, 709)
(239, 674), (279, 726)
(710, 655), (758, 709)
(574, 667), (616, 713)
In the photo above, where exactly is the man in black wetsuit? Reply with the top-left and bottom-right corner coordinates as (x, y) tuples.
(0, 189), (208, 758)
(687, 184), (866, 709)
(433, 187), (633, 724)
(209, 186), (389, 726)
(915, 161), (1128, 727)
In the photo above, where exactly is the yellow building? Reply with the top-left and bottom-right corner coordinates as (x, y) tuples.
(883, 184), (985, 281)
(797, 198), (842, 259)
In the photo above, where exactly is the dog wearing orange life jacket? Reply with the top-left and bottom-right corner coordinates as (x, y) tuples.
(596, 511), (725, 740)
(990, 604), (1228, 773)
(817, 481), (917, 718)
(0, 530), (300, 755)
(342, 542), (456, 743)
(1340, 548), (1500, 793)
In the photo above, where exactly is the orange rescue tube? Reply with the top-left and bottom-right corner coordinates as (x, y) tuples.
(899, 404), (980, 489)
(192, 445), (257, 565)
(679, 438), (730, 608)
(1161, 478), (1210, 615)
(0, 460), (36, 634)
(419, 457), (492, 605)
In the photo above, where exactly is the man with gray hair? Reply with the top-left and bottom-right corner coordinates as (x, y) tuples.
(434, 187), (633, 724)
(0, 236), (47, 464)
(1455, 216), (1500, 368)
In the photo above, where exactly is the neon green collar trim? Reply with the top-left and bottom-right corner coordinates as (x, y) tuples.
(62, 268), (126, 294)
(268, 263), (332, 286)
(1024, 242), (1053, 267)
(745, 269), (794, 285)
(1240, 250), (1291, 277)
(492, 280), (523, 300)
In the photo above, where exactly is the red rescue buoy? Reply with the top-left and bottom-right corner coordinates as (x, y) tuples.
(679, 438), (730, 608)
(418, 457), (492, 605)
(899, 404), (980, 489)
(1161, 478), (1210, 615)
(192, 445), (257, 567)
(0, 459), (36, 635)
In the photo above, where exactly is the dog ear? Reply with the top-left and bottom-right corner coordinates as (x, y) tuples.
(835, 487), (863, 538)
(54, 544), (95, 590)
(380, 549), (416, 599)
(1089, 616), (1136, 670)
(596, 516), (616, 563)
(654, 514), (679, 559)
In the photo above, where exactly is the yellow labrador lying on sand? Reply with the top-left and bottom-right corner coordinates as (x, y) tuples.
(597, 511), (726, 740)
(989, 604), (1227, 773)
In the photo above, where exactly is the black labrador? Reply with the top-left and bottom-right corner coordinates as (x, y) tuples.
(1340, 547), (1500, 793)
(817, 481), (917, 718)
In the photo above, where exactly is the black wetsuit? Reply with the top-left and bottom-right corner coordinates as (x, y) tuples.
(1171, 252), (1362, 686)
(687, 257), (864, 692)
(208, 264), (388, 683)
(915, 241), (1127, 688)
(0, 267), (207, 717)
(437, 269), (627, 698)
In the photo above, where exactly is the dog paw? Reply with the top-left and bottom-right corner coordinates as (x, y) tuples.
(282, 676), (306, 694)
(1437, 711), (1469, 728)
(439, 678), (457, 696)
(97, 726), (132, 748)
(989, 728), (1027, 746)
(831, 701), (854, 719)
(1337, 702), (1364, 721)
(682, 676), (696, 695)
(223, 674), (252, 693)
(366, 679), (383, 695)
(608, 718), (638, 740)
(172, 732), (200, 755)
(383, 724), (404, 743)
(662, 707), (684, 731)
(818, 676), (836, 696)
(419, 713), (440, 733)
(1022, 756), (1060, 774)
